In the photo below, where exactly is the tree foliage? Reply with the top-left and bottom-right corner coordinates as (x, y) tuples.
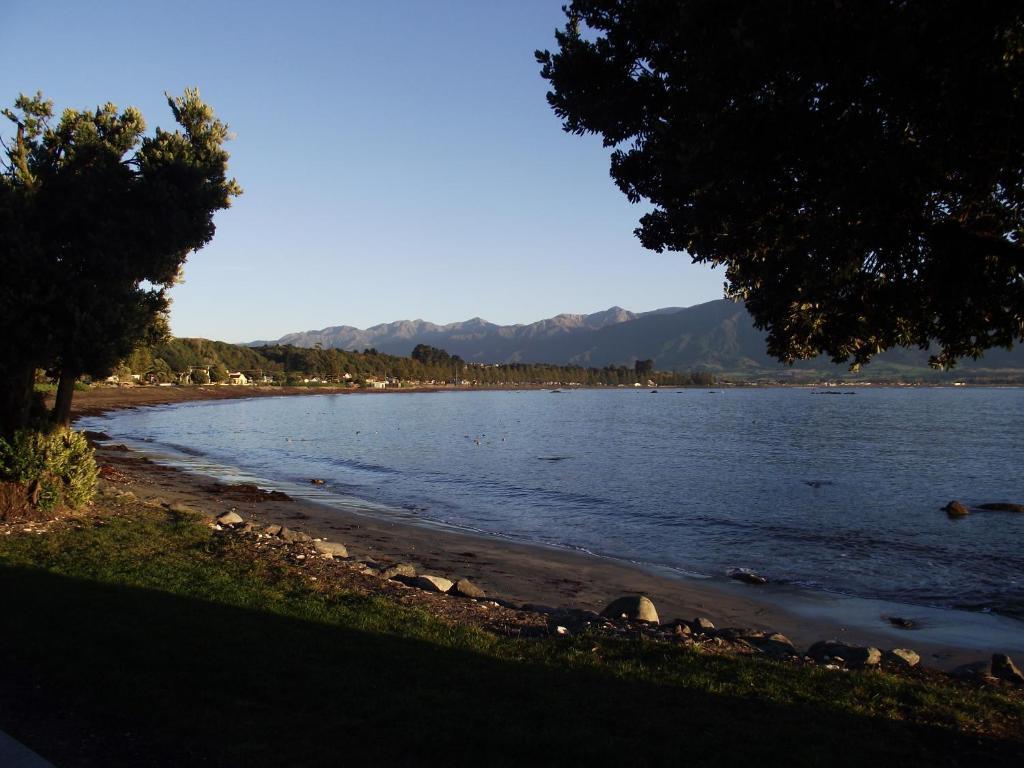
(537, 1), (1024, 368)
(411, 344), (463, 366)
(0, 89), (240, 434)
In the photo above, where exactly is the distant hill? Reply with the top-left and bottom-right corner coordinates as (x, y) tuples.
(249, 300), (1024, 380)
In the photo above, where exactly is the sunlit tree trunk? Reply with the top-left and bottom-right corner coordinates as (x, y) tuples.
(51, 367), (78, 428)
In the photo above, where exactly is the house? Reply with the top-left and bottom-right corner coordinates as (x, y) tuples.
(365, 378), (387, 389)
(227, 371), (249, 386)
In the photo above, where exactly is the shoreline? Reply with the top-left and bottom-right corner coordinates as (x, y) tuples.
(71, 385), (1024, 670)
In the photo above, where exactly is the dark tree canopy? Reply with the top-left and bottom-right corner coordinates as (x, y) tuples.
(538, 1), (1024, 368)
(0, 89), (240, 434)
(411, 344), (463, 366)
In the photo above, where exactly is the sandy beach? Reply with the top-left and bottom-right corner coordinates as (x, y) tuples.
(71, 385), (1024, 670)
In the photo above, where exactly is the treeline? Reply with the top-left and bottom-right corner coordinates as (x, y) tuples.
(116, 338), (715, 387)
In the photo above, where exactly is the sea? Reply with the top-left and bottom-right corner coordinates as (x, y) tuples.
(79, 387), (1024, 622)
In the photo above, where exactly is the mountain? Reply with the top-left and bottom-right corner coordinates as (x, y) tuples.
(248, 300), (1024, 378)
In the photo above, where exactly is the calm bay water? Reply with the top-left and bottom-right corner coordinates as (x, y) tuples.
(82, 387), (1024, 619)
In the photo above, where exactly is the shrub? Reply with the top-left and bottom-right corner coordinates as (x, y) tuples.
(0, 428), (98, 512)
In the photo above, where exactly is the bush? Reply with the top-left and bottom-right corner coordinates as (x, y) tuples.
(0, 428), (98, 512)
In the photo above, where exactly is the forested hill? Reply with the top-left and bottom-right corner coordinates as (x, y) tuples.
(118, 338), (708, 387)
(247, 300), (1024, 380)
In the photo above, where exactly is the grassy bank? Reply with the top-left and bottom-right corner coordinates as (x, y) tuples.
(0, 498), (1021, 766)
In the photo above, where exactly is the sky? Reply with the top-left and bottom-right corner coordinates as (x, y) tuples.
(2, 0), (723, 342)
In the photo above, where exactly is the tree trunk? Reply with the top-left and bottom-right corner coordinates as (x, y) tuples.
(0, 360), (37, 441)
(51, 368), (78, 428)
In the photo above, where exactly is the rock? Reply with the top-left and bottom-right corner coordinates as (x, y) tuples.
(279, 527), (311, 543)
(750, 633), (798, 658)
(807, 641), (881, 667)
(885, 648), (920, 667)
(145, 497), (167, 508)
(887, 616), (918, 630)
(116, 490), (136, 502)
(313, 540), (349, 558)
(672, 622), (692, 638)
(716, 627), (767, 642)
(952, 659), (993, 681)
(310, 478), (326, 485)
(728, 568), (768, 585)
(944, 500), (969, 518)
(693, 617), (716, 633)
(854, 646), (882, 667)
(599, 596), (660, 624)
(454, 578), (485, 599)
(554, 625), (569, 636)
(168, 502), (200, 516)
(263, 524), (282, 536)
(413, 575), (453, 593)
(991, 654), (1024, 685)
(380, 563), (417, 580)
(977, 502), (1024, 513)
(216, 511), (244, 526)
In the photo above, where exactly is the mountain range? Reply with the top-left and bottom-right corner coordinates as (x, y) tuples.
(248, 299), (1024, 379)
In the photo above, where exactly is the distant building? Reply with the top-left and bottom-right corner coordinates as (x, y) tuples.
(365, 378), (387, 389)
(227, 371), (249, 386)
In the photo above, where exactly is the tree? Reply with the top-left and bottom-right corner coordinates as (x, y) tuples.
(209, 363), (229, 383)
(537, 2), (1024, 368)
(634, 359), (654, 377)
(0, 89), (240, 435)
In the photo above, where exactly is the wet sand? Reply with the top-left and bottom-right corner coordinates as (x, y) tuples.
(73, 385), (1024, 670)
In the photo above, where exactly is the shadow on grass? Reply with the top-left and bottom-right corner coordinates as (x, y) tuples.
(0, 565), (1019, 767)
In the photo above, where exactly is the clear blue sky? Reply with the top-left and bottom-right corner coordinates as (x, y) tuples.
(2, 0), (723, 342)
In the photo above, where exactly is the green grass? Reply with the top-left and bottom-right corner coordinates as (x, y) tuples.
(0, 501), (1021, 766)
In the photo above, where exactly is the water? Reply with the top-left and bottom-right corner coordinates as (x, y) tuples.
(80, 387), (1024, 620)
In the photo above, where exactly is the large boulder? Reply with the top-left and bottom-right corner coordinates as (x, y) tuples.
(280, 527), (311, 543)
(216, 511), (244, 526)
(807, 641), (881, 667)
(414, 575), (454, 593)
(749, 633), (798, 658)
(991, 654), (1024, 685)
(313, 540), (348, 558)
(885, 648), (921, 668)
(380, 563), (417, 580)
(263, 524), (282, 536)
(600, 595), (660, 624)
(692, 616), (716, 633)
(454, 578), (485, 599)
(944, 500), (969, 518)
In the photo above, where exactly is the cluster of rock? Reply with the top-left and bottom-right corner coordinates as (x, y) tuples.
(214, 512), (487, 600)
(210, 511), (1023, 688)
(585, 593), (1024, 684)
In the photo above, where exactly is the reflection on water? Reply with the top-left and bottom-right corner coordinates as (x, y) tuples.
(80, 387), (1024, 621)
